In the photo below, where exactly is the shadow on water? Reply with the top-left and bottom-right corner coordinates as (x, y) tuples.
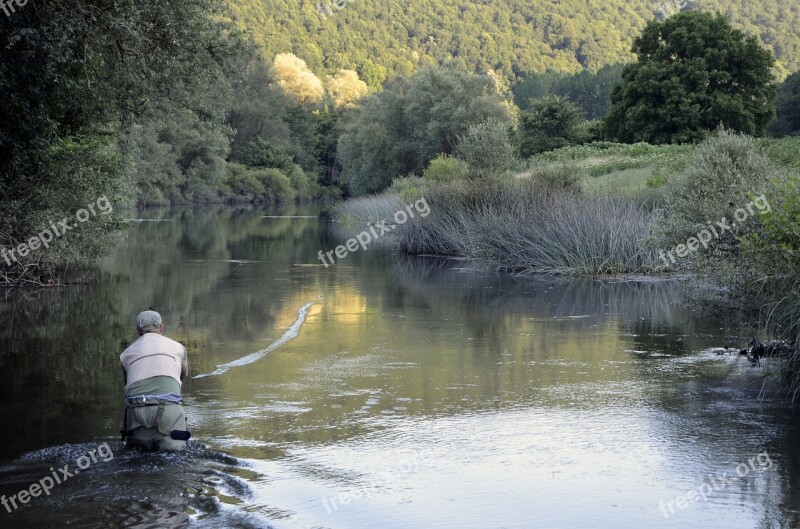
(0, 440), (263, 528)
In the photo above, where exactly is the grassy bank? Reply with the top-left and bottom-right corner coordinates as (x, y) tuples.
(338, 134), (800, 276)
(352, 177), (656, 275)
(336, 132), (800, 398)
(529, 141), (694, 192)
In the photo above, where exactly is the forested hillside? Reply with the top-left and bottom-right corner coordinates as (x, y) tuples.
(224, 0), (800, 85)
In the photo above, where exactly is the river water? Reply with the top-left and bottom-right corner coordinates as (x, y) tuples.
(1, 205), (799, 529)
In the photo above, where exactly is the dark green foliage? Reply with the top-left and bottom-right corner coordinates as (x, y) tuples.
(242, 138), (296, 171)
(227, 52), (296, 162)
(126, 110), (233, 205)
(513, 64), (624, 120)
(519, 96), (586, 157)
(0, 0), (240, 284)
(337, 65), (511, 196)
(769, 72), (800, 136)
(605, 12), (777, 144)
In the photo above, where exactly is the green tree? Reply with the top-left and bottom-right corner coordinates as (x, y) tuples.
(337, 65), (511, 195)
(127, 112), (232, 206)
(518, 95), (585, 157)
(605, 12), (777, 144)
(0, 0), (240, 284)
(227, 52), (295, 162)
(769, 72), (800, 136)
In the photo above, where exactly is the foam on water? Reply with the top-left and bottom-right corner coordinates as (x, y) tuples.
(193, 302), (315, 378)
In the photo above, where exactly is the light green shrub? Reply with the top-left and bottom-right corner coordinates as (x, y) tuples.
(455, 118), (518, 179)
(423, 154), (470, 182)
(648, 130), (779, 275)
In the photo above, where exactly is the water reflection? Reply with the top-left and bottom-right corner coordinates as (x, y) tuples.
(0, 206), (799, 528)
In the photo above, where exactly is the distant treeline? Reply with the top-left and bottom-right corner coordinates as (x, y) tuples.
(512, 64), (624, 120)
(225, 0), (800, 85)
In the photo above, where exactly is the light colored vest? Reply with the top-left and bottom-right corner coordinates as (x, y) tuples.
(120, 333), (185, 390)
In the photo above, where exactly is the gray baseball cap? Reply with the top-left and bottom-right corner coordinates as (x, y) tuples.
(136, 310), (163, 332)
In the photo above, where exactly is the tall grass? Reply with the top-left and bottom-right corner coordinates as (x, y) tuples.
(338, 177), (657, 275)
(333, 193), (406, 225)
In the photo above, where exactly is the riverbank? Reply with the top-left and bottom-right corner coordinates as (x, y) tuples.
(336, 132), (800, 399)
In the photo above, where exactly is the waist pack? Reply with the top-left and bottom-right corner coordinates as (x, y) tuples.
(121, 400), (191, 442)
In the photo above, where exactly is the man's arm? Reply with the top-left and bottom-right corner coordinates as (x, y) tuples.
(180, 346), (189, 380)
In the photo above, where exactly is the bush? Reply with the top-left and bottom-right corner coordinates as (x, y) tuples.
(518, 95), (585, 157)
(254, 168), (295, 203)
(648, 130), (780, 275)
(387, 176), (428, 203)
(740, 173), (800, 277)
(423, 154), (470, 182)
(575, 120), (604, 143)
(454, 118), (518, 179)
(222, 164), (295, 203)
(526, 162), (584, 193)
(241, 137), (295, 171)
(646, 173), (668, 188)
(223, 162), (265, 197)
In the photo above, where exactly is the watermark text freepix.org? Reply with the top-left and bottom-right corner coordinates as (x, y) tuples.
(1, 0), (28, 18)
(321, 450), (434, 514)
(1, 442), (114, 514)
(1, 196), (113, 267)
(316, 0), (356, 18)
(656, 0), (694, 18)
(318, 197), (430, 267)
(659, 194), (771, 268)
(658, 451), (773, 518)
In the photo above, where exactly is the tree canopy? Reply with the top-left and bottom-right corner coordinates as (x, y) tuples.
(337, 65), (512, 195)
(224, 0), (800, 85)
(0, 0), (241, 283)
(604, 12), (776, 144)
(519, 96), (586, 156)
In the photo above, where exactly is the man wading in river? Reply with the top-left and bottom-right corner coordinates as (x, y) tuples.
(120, 310), (191, 450)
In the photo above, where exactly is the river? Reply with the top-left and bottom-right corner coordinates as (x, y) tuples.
(1, 205), (799, 529)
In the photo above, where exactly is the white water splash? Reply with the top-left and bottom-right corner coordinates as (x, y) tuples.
(193, 302), (314, 378)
